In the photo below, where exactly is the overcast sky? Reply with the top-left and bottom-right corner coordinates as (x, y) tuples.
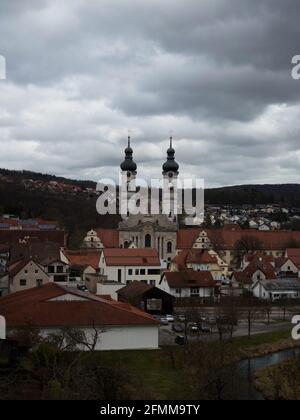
(0, 0), (300, 187)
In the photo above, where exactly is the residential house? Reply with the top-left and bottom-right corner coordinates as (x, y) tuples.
(231, 254), (276, 289)
(0, 283), (159, 351)
(159, 270), (219, 301)
(99, 248), (161, 286)
(9, 258), (51, 293)
(66, 250), (100, 283)
(171, 249), (228, 280)
(252, 278), (300, 301)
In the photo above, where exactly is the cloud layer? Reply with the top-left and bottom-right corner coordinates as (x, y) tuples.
(0, 0), (300, 186)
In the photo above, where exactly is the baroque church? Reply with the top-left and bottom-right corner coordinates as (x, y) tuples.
(83, 137), (181, 261)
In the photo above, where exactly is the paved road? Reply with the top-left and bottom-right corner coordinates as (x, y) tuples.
(159, 320), (293, 346)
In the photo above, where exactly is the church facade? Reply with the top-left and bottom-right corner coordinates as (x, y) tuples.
(83, 137), (180, 261)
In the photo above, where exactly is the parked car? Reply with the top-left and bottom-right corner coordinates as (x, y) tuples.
(160, 317), (169, 326)
(177, 314), (186, 322)
(175, 335), (187, 345)
(166, 314), (175, 322)
(199, 324), (211, 333)
(190, 322), (199, 332)
(77, 285), (88, 292)
(172, 324), (183, 333)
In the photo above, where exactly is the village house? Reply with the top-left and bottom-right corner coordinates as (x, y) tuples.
(252, 278), (300, 301)
(159, 270), (219, 301)
(231, 253), (277, 290)
(66, 250), (100, 283)
(0, 283), (159, 351)
(9, 258), (51, 293)
(170, 249), (228, 280)
(99, 248), (161, 286)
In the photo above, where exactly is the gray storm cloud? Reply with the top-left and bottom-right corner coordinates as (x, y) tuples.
(0, 0), (300, 186)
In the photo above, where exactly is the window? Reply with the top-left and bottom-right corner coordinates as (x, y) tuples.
(176, 288), (181, 295)
(145, 234), (151, 248)
(135, 269), (139, 275)
(35, 269), (39, 274)
(126, 280), (132, 285)
(148, 269), (160, 275)
(36, 279), (43, 287)
(118, 269), (122, 283)
(56, 266), (64, 273)
(167, 241), (172, 253)
(20, 279), (26, 286)
(149, 280), (156, 285)
(124, 241), (129, 248)
(48, 266), (55, 273)
(24, 270), (28, 274)
(128, 269), (133, 275)
(191, 288), (200, 296)
(140, 269), (146, 275)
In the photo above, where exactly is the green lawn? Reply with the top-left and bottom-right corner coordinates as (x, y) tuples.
(97, 348), (189, 400)
(91, 329), (293, 400)
(228, 330), (291, 351)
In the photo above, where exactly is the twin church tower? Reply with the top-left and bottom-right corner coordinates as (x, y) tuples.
(119, 136), (180, 222)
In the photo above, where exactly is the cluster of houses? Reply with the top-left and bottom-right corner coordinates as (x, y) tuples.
(23, 179), (96, 196)
(206, 204), (300, 230)
(1, 141), (300, 351)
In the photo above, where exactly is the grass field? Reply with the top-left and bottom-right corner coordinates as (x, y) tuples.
(94, 329), (293, 400)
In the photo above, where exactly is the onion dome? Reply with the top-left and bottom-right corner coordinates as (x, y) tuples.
(120, 136), (137, 172)
(162, 136), (179, 174)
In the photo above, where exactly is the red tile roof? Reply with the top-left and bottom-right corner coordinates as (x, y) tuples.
(96, 229), (119, 248)
(102, 248), (160, 267)
(172, 249), (218, 269)
(231, 271), (252, 285)
(286, 249), (300, 269)
(177, 228), (300, 251)
(0, 283), (158, 328)
(66, 251), (100, 269)
(244, 252), (274, 265)
(186, 250), (218, 264)
(163, 270), (216, 289)
(117, 281), (154, 299)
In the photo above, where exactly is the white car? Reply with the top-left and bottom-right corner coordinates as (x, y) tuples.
(166, 314), (175, 322)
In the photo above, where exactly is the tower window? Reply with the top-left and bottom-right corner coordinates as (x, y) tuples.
(167, 241), (172, 253)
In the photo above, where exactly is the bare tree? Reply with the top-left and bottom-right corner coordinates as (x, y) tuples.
(185, 341), (239, 400)
(46, 324), (107, 352)
(234, 235), (264, 266)
(242, 298), (263, 339)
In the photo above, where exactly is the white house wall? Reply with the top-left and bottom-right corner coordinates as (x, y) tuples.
(37, 325), (159, 351)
